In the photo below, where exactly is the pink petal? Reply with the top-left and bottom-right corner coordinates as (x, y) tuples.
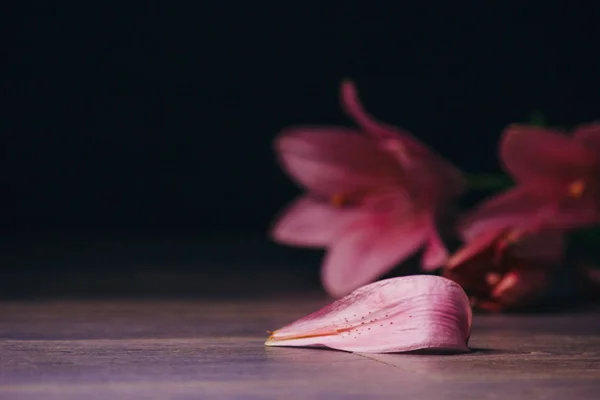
(573, 122), (600, 153)
(270, 196), (365, 248)
(446, 228), (504, 269)
(500, 124), (597, 184)
(458, 187), (548, 241)
(421, 231), (449, 271)
(339, 80), (466, 200)
(265, 275), (471, 353)
(274, 127), (403, 197)
(320, 213), (431, 298)
(339, 80), (419, 149)
(461, 184), (600, 239)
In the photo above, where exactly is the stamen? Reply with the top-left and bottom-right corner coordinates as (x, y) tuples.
(568, 179), (585, 198)
(486, 272), (502, 286)
(504, 229), (522, 244)
(330, 193), (347, 207)
(493, 229), (522, 264)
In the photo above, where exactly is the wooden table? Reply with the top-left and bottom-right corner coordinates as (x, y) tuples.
(2, 298), (600, 399)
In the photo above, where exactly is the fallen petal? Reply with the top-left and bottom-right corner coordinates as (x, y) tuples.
(265, 275), (472, 354)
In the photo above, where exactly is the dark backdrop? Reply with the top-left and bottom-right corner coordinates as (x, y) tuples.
(2, 1), (599, 297)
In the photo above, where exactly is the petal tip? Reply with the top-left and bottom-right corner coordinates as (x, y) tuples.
(340, 78), (356, 90)
(264, 330), (278, 346)
(340, 79), (358, 105)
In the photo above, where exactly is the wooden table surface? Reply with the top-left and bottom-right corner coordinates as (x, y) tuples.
(1, 298), (600, 399)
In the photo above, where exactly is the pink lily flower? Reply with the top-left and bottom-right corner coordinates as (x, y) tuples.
(460, 122), (600, 241)
(270, 80), (465, 297)
(444, 228), (563, 312)
(265, 275), (472, 354)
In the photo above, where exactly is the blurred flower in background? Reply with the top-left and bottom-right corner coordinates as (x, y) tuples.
(460, 122), (600, 240)
(270, 80), (464, 297)
(270, 82), (600, 311)
(444, 228), (563, 312)
(447, 121), (600, 311)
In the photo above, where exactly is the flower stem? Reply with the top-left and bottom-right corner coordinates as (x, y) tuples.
(465, 173), (513, 190)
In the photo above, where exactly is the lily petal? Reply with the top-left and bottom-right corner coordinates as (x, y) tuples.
(460, 185), (600, 240)
(573, 122), (600, 153)
(339, 80), (466, 199)
(275, 127), (403, 197)
(446, 228), (504, 269)
(500, 124), (597, 184)
(270, 196), (364, 248)
(458, 187), (548, 241)
(320, 213), (431, 298)
(265, 275), (472, 354)
(339, 80), (419, 150)
(421, 231), (449, 271)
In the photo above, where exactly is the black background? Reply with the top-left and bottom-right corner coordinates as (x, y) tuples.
(2, 1), (599, 297)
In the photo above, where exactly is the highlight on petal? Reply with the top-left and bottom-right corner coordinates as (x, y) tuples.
(489, 268), (550, 309)
(269, 196), (364, 248)
(274, 127), (403, 197)
(500, 124), (597, 184)
(320, 213), (431, 298)
(265, 275), (472, 354)
(446, 228), (504, 269)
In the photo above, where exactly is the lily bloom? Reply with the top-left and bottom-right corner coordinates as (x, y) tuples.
(270, 80), (465, 297)
(265, 275), (472, 354)
(460, 122), (600, 241)
(444, 228), (563, 312)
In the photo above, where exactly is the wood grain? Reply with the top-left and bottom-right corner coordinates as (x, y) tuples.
(1, 299), (600, 399)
